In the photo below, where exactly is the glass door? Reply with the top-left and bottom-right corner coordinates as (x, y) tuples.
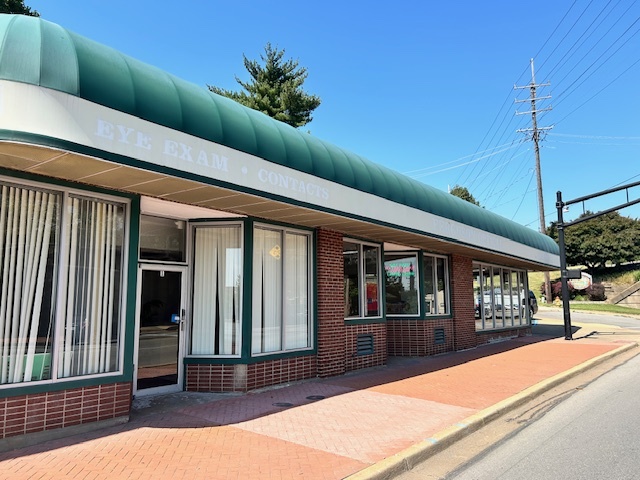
(135, 266), (186, 394)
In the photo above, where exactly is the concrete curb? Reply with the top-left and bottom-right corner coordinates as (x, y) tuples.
(346, 341), (639, 480)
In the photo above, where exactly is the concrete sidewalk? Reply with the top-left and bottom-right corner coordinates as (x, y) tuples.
(0, 319), (637, 480)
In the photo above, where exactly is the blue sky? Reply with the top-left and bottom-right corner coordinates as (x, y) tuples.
(27, 1), (640, 230)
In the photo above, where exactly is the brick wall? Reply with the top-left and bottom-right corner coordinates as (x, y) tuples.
(0, 382), (131, 440)
(345, 323), (387, 371)
(316, 229), (346, 377)
(450, 254), (477, 351)
(387, 318), (454, 356)
(185, 356), (317, 392)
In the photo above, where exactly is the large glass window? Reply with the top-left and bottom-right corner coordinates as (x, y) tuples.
(191, 225), (242, 356)
(0, 181), (128, 385)
(474, 263), (530, 331)
(423, 254), (450, 315)
(344, 240), (381, 319)
(58, 197), (125, 378)
(384, 253), (419, 315)
(252, 225), (312, 355)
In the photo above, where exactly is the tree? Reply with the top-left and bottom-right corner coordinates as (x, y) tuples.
(548, 211), (640, 271)
(1, 0), (39, 15)
(449, 185), (480, 206)
(209, 43), (321, 128)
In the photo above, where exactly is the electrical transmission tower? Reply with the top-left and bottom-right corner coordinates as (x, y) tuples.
(514, 58), (554, 304)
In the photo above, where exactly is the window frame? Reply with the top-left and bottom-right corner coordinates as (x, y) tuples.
(473, 262), (531, 331)
(188, 221), (244, 358)
(422, 252), (451, 317)
(251, 222), (314, 357)
(383, 251), (421, 317)
(343, 239), (383, 320)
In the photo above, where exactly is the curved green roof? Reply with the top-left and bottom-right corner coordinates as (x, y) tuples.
(0, 14), (558, 256)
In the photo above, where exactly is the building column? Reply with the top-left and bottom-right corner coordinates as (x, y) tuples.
(316, 229), (346, 377)
(451, 254), (476, 350)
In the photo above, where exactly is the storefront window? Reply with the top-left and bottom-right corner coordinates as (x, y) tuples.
(191, 225), (242, 356)
(474, 262), (530, 331)
(344, 240), (381, 319)
(252, 225), (312, 354)
(423, 254), (450, 315)
(384, 253), (419, 315)
(0, 181), (128, 385)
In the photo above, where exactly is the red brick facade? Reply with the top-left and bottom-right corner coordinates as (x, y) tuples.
(185, 356), (318, 392)
(345, 323), (387, 371)
(450, 254), (477, 351)
(387, 318), (454, 356)
(0, 382), (131, 440)
(316, 229), (347, 378)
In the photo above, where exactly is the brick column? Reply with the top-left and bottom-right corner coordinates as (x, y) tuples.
(316, 229), (346, 377)
(450, 254), (476, 350)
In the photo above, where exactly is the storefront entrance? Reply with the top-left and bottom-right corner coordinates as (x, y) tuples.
(135, 265), (187, 394)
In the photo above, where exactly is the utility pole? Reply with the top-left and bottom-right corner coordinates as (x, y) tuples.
(515, 58), (554, 304)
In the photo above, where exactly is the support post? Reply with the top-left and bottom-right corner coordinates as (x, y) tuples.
(556, 191), (573, 340)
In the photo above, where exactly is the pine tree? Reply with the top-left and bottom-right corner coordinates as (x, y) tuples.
(209, 43), (321, 128)
(450, 185), (480, 206)
(0, 0), (39, 16)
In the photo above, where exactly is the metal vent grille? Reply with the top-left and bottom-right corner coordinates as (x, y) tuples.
(356, 334), (374, 355)
(434, 328), (445, 345)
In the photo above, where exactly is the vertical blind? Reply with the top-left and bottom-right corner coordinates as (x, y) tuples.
(253, 227), (311, 354)
(59, 197), (124, 377)
(0, 186), (57, 384)
(191, 226), (241, 355)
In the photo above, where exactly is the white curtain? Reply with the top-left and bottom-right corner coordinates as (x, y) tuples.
(284, 233), (309, 350)
(59, 197), (123, 378)
(192, 226), (241, 355)
(0, 185), (56, 384)
(252, 228), (282, 354)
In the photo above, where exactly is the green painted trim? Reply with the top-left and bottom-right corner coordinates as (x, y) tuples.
(0, 130), (559, 269)
(241, 219), (254, 360)
(122, 196), (140, 381)
(345, 317), (386, 326)
(312, 229), (319, 352)
(0, 375), (130, 398)
(386, 315), (453, 322)
(418, 250), (427, 318)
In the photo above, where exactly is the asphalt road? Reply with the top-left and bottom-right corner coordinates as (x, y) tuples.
(535, 306), (640, 330)
(448, 350), (640, 480)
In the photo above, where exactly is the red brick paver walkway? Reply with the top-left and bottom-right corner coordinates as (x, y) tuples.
(0, 334), (631, 480)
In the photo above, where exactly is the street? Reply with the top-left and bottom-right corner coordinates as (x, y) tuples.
(448, 350), (640, 480)
(535, 306), (640, 331)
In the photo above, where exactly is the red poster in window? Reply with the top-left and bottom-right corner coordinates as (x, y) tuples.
(366, 283), (378, 316)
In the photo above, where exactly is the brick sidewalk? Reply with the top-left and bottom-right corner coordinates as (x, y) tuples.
(0, 333), (633, 480)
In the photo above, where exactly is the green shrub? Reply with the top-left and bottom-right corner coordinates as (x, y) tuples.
(586, 283), (606, 301)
